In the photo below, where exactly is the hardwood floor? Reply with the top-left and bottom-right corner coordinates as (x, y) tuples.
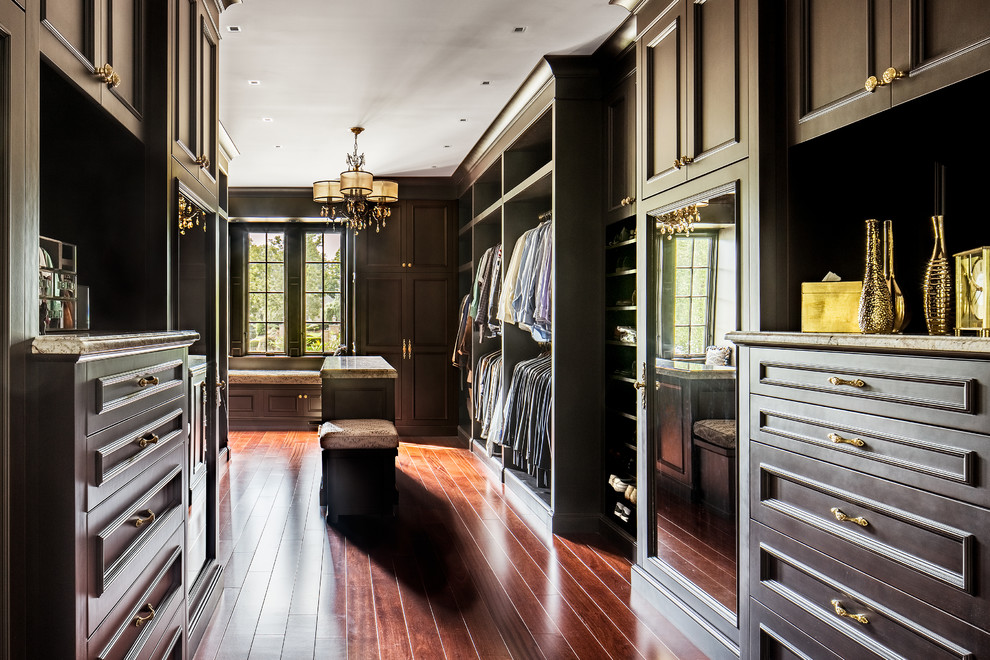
(193, 431), (707, 659)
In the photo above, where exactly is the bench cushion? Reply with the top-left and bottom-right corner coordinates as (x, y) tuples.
(693, 419), (737, 450)
(319, 419), (399, 450)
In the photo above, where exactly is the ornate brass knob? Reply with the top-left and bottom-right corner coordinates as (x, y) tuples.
(633, 381), (645, 391)
(827, 432), (865, 447)
(673, 155), (695, 169)
(881, 67), (905, 85)
(831, 599), (869, 624)
(194, 155), (210, 169)
(137, 433), (160, 449)
(828, 376), (865, 388)
(137, 376), (160, 388)
(133, 603), (156, 628)
(94, 64), (121, 88)
(831, 507), (868, 527)
(133, 509), (156, 528)
(865, 75), (881, 93)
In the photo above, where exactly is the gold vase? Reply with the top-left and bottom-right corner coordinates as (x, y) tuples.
(858, 218), (893, 334)
(923, 214), (953, 335)
(884, 220), (907, 333)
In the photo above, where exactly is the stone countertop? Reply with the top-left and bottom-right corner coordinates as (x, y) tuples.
(655, 359), (736, 380)
(727, 331), (990, 356)
(32, 330), (200, 357)
(320, 356), (397, 379)
(228, 369), (322, 385)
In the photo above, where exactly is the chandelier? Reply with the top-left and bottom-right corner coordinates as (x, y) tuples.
(313, 127), (398, 235)
(655, 202), (707, 240)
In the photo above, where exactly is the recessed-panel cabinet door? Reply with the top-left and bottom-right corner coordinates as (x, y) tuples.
(889, 0), (990, 105)
(104, 0), (143, 131)
(787, 0), (891, 143)
(604, 71), (636, 221)
(172, 0), (196, 165)
(40, 0), (99, 91)
(197, 5), (218, 185)
(406, 201), (453, 271)
(640, 0), (688, 198)
(355, 204), (404, 270)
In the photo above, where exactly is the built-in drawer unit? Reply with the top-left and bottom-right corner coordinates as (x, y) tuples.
(748, 347), (989, 433)
(752, 441), (990, 629)
(87, 401), (186, 511)
(752, 522), (990, 660)
(86, 348), (187, 436)
(749, 598), (846, 660)
(87, 526), (185, 660)
(751, 395), (988, 508)
(88, 454), (184, 635)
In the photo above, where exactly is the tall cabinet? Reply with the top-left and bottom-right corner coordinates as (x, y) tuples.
(456, 55), (603, 533)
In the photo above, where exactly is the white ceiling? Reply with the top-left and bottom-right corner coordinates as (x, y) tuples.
(218, 0), (630, 188)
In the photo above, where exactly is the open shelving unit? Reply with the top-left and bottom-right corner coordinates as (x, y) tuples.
(455, 57), (604, 533)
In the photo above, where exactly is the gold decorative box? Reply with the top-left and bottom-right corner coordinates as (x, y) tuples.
(954, 247), (989, 336)
(801, 281), (862, 333)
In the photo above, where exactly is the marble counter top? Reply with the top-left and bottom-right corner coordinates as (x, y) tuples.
(228, 369), (321, 384)
(32, 330), (200, 357)
(655, 359), (736, 379)
(727, 331), (990, 356)
(320, 355), (397, 379)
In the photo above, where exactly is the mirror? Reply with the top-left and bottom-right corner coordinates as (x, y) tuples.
(648, 183), (738, 617)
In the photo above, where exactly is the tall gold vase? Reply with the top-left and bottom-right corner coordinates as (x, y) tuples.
(858, 219), (893, 334)
(923, 214), (953, 335)
(884, 220), (907, 333)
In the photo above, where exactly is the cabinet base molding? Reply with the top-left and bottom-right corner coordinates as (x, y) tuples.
(187, 561), (225, 656)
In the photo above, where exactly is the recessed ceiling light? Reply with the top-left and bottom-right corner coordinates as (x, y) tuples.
(227, 25), (241, 32)
(444, 145), (451, 148)
(248, 80), (261, 86)
(513, 27), (526, 33)
(274, 145), (282, 149)
(460, 118), (467, 122)
(262, 117), (274, 122)
(481, 81), (491, 86)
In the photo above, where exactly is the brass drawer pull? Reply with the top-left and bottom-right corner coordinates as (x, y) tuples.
(94, 63), (121, 88)
(828, 376), (865, 388)
(137, 433), (160, 449)
(827, 432), (865, 447)
(137, 376), (160, 388)
(133, 509), (156, 528)
(831, 599), (869, 624)
(831, 507), (868, 527)
(133, 602), (156, 628)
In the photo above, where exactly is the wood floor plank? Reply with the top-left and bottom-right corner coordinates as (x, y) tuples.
(194, 432), (706, 660)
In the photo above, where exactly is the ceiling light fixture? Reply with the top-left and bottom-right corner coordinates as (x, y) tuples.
(248, 80), (261, 86)
(312, 127), (398, 236)
(655, 202), (708, 239)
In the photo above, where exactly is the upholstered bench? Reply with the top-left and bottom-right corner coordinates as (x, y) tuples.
(692, 419), (737, 516)
(318, 419), (399, 523)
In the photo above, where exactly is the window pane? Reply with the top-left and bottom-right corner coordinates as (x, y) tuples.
(323, 324), (342, 351)
(248, 263), (266, 292)
(304, 232), (322, 262)
(304, 322), (322, 353)
(248, 233), (267, 262)
(267, 323), (284, 353)
(267, 264), (284, 292)
(324, 263), (341, 291)
(305, 293), (322, 322)
(248, 293), (266, 322)
(676, 238), (693, 264)
(674, 269), (692, 296)
(324, 294), (341, 322)
(323, 233), (342, 261)
(691, 298), (708, 325)
(692, 268), (709, 297)
(248, 323), (266, 352)
(305, 264), (323, 292)
(674, 326), (690, 355)
(675, 298), (690, 325)
(689, 327), (706, 355)
(267, 294), (284, 322)
(694, 238), (711, 265)
(267, 234), (285, 262)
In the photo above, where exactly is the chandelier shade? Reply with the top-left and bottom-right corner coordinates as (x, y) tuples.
(312, 127), (398, 235)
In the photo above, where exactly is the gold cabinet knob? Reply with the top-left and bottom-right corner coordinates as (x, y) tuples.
(194, 155), (211, 169)
(831, 599), (869, 625)
(137, 376), (160, 388)
(94, 64), (121, 88)
(137, 433), (160, 449)
(881, 67), (905, 85)
(865, 75), (881, 93)
(673, 156), (694, 169)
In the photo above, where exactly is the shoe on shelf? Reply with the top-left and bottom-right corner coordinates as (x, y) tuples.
(628, 487), (637, 504)
(612, 477), (634, 493)
(608, 474), (618, 488)
(617, 504), (631, 522)
(624, 484), (635, 500)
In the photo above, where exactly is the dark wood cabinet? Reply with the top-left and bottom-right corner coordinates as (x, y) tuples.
(604, 66), (636, 223)
(788, 0), (990, 143)
(172, 0), (219, 186)
(357, 269), (457, 434)
(356, 199), (456, 272)
(638, 0), (748, 199)
(227, 383), (322, 430)
(40, 0), (146, 137)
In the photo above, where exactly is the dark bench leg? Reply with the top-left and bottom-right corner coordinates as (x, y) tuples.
(322, 447), (398, 523)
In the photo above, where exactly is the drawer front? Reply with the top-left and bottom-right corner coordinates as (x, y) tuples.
(87, 349), (186, 435)
(749, 347), (988, 432)
(752, 522), (990, 660)
(750, 599), (845, 660)
(88, 451), (184, 635)
(145, 606), (183, 660)
(88, 526), (185, 660)
(751, 394), (988, 508)
(752, 442), (990, 627)
(87, 400), (185, 511)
